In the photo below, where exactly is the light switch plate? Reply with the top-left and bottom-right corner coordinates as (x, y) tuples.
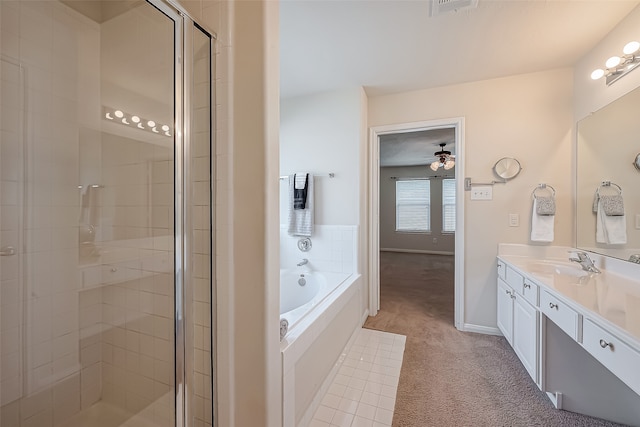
(509, 213), (519, 227)
(470, 186), (493, 200)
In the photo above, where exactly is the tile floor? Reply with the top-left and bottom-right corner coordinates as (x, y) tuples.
(309, 328), (406, 427)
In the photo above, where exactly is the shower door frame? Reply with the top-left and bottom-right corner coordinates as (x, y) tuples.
(145, 1), (216, 426)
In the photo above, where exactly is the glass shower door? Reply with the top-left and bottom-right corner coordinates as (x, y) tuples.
(0, 0), (214, 425)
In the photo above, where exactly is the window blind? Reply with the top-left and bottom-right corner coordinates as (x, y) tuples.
(442, 178), (456, 232)
(396, 180), (430, 232)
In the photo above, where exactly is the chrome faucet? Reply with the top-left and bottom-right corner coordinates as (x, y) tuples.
(569, 251), (600, 273)
(629, 254), (640, 264)
(297, 258), (309, 267)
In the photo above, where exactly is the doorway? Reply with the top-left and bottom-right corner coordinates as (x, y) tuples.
(368, 118), (465, 330)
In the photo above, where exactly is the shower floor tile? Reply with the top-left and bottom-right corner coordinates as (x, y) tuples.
(310, 328), (406, 427)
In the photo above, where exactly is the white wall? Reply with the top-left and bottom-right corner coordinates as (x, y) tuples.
(379, 166), (455, 254)
(574, 5), (640, 121)
(280, 88), (363, 226)
(369, 69), (574, 329)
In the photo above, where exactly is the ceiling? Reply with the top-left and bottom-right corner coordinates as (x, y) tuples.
(380, 128), (455, 167)
(280, 0), (640, 99)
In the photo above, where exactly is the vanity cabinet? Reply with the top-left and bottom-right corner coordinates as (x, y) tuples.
(496, 262), (539, 384)
(582, 318), (640, 396)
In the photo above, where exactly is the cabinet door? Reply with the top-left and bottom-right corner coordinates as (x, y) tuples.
(513, 294), (538, 384)
(497, 278), (514, 345)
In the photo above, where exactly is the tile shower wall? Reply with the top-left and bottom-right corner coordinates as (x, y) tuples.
(189, 26), (213, 427)
(280, 225), (357, 275)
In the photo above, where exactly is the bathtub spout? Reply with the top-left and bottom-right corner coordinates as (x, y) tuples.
(297, 258), (308, 267)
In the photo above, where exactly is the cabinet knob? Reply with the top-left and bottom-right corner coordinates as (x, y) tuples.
(505, 290), (511, 295)
(524, 283), (531, 289)
(549, 302), (558, 309)
(599, 339), (611, 349)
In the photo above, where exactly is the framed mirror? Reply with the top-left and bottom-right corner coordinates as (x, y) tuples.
(576, 86), (640, 262)
(493, 157), (522, 181)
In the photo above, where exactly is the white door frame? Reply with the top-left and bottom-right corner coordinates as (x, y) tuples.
(368, 117), (465, 331)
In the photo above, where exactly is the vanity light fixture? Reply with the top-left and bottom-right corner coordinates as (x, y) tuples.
(103, 106), (172, 137)
(430, 142), (455, 171)
(591, 40), (640, 86)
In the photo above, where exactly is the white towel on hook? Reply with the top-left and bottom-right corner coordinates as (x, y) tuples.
(531, 198), (554, 242)
(596, 200), (626, 244)
(287, 173), (314, 237)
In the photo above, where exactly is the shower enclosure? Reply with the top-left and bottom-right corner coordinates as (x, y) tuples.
(0, 0), (214, 426)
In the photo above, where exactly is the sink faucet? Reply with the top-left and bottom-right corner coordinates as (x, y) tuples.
(629, 254), (640, 264)
(297, 258), (308, 267)
(569, 251), (600, 273)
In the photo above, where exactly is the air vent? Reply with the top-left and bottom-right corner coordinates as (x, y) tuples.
(430, 0), (478, 16)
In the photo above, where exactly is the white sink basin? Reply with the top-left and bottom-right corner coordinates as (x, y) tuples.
(525, 261), (590, 279)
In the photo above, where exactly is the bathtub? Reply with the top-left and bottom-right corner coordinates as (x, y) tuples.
(280, 268), (350, 333)
(280, 270), (365, 427)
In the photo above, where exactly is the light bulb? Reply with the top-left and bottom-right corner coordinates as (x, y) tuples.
(606, 56), (621, 68)
(105, 112), (113, 120)
(131, 115), (140, 123)
(590, 69), (605, 80)
(623, 41), (640, 55)
(147, 120), (156, 127)
(430, 162), (439, 172)
(114, 110), (124, 118)
(161, 125), (170, 132)
(444, 160), (455, 170)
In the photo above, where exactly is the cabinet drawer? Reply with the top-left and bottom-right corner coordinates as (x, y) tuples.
(520, 278), (539, 307)
(582, 319), (640, 396)
(497, 260), (506, 280)
(505, 266), (524, 290)
(540, 290), (579, 340)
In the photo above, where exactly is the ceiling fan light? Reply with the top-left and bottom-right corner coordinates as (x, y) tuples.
(430, 162), (440, 171)
(444, 160), (455, 170)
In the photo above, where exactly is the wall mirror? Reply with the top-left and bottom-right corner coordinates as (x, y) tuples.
(493, 157), (522, 181)
(576, 86), (640, 262)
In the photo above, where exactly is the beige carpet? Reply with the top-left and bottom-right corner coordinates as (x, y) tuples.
(363, 252), (626, 427)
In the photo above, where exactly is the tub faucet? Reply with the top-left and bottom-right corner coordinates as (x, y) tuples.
(569, 251), (600, 273)
(629, 254), (640, 264)
(297, 258), (308, 267)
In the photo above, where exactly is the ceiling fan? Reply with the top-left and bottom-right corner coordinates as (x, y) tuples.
(430, 142), (455, 171)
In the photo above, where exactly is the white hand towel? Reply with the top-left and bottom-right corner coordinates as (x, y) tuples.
(287, 173), (314, 237)
(531, 199), (554, 242)
(597, 201), (627, 244)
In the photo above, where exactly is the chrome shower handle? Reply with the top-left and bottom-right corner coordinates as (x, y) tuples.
(0, 246), (16, 256)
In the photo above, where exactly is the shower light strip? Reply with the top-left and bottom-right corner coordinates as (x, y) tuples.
(103, 106), (172, 137)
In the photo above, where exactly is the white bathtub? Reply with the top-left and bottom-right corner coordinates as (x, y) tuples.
(280, 270), (365, 427)
(280, 269), (351, 333)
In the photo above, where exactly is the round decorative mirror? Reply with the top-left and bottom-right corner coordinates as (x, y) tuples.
(634, 153), (640, 171)
(493, 157), (522, 181)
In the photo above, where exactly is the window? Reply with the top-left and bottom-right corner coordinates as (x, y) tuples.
(396, 180), (430, 232)
(442, 178), (456, 232)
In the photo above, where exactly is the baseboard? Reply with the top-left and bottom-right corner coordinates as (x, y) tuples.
(361, 308), (370, 326)
(462, 323), (502, 336)
(380, 248), (454, 256)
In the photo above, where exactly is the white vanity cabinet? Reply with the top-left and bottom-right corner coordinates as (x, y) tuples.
(497, 252), (640, 426)
(496, 261), (539, 384)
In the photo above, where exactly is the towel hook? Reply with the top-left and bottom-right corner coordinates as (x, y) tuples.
(532, 183), (555, 199)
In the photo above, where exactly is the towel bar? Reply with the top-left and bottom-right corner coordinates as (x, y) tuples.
(280, 173), (335, 180)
